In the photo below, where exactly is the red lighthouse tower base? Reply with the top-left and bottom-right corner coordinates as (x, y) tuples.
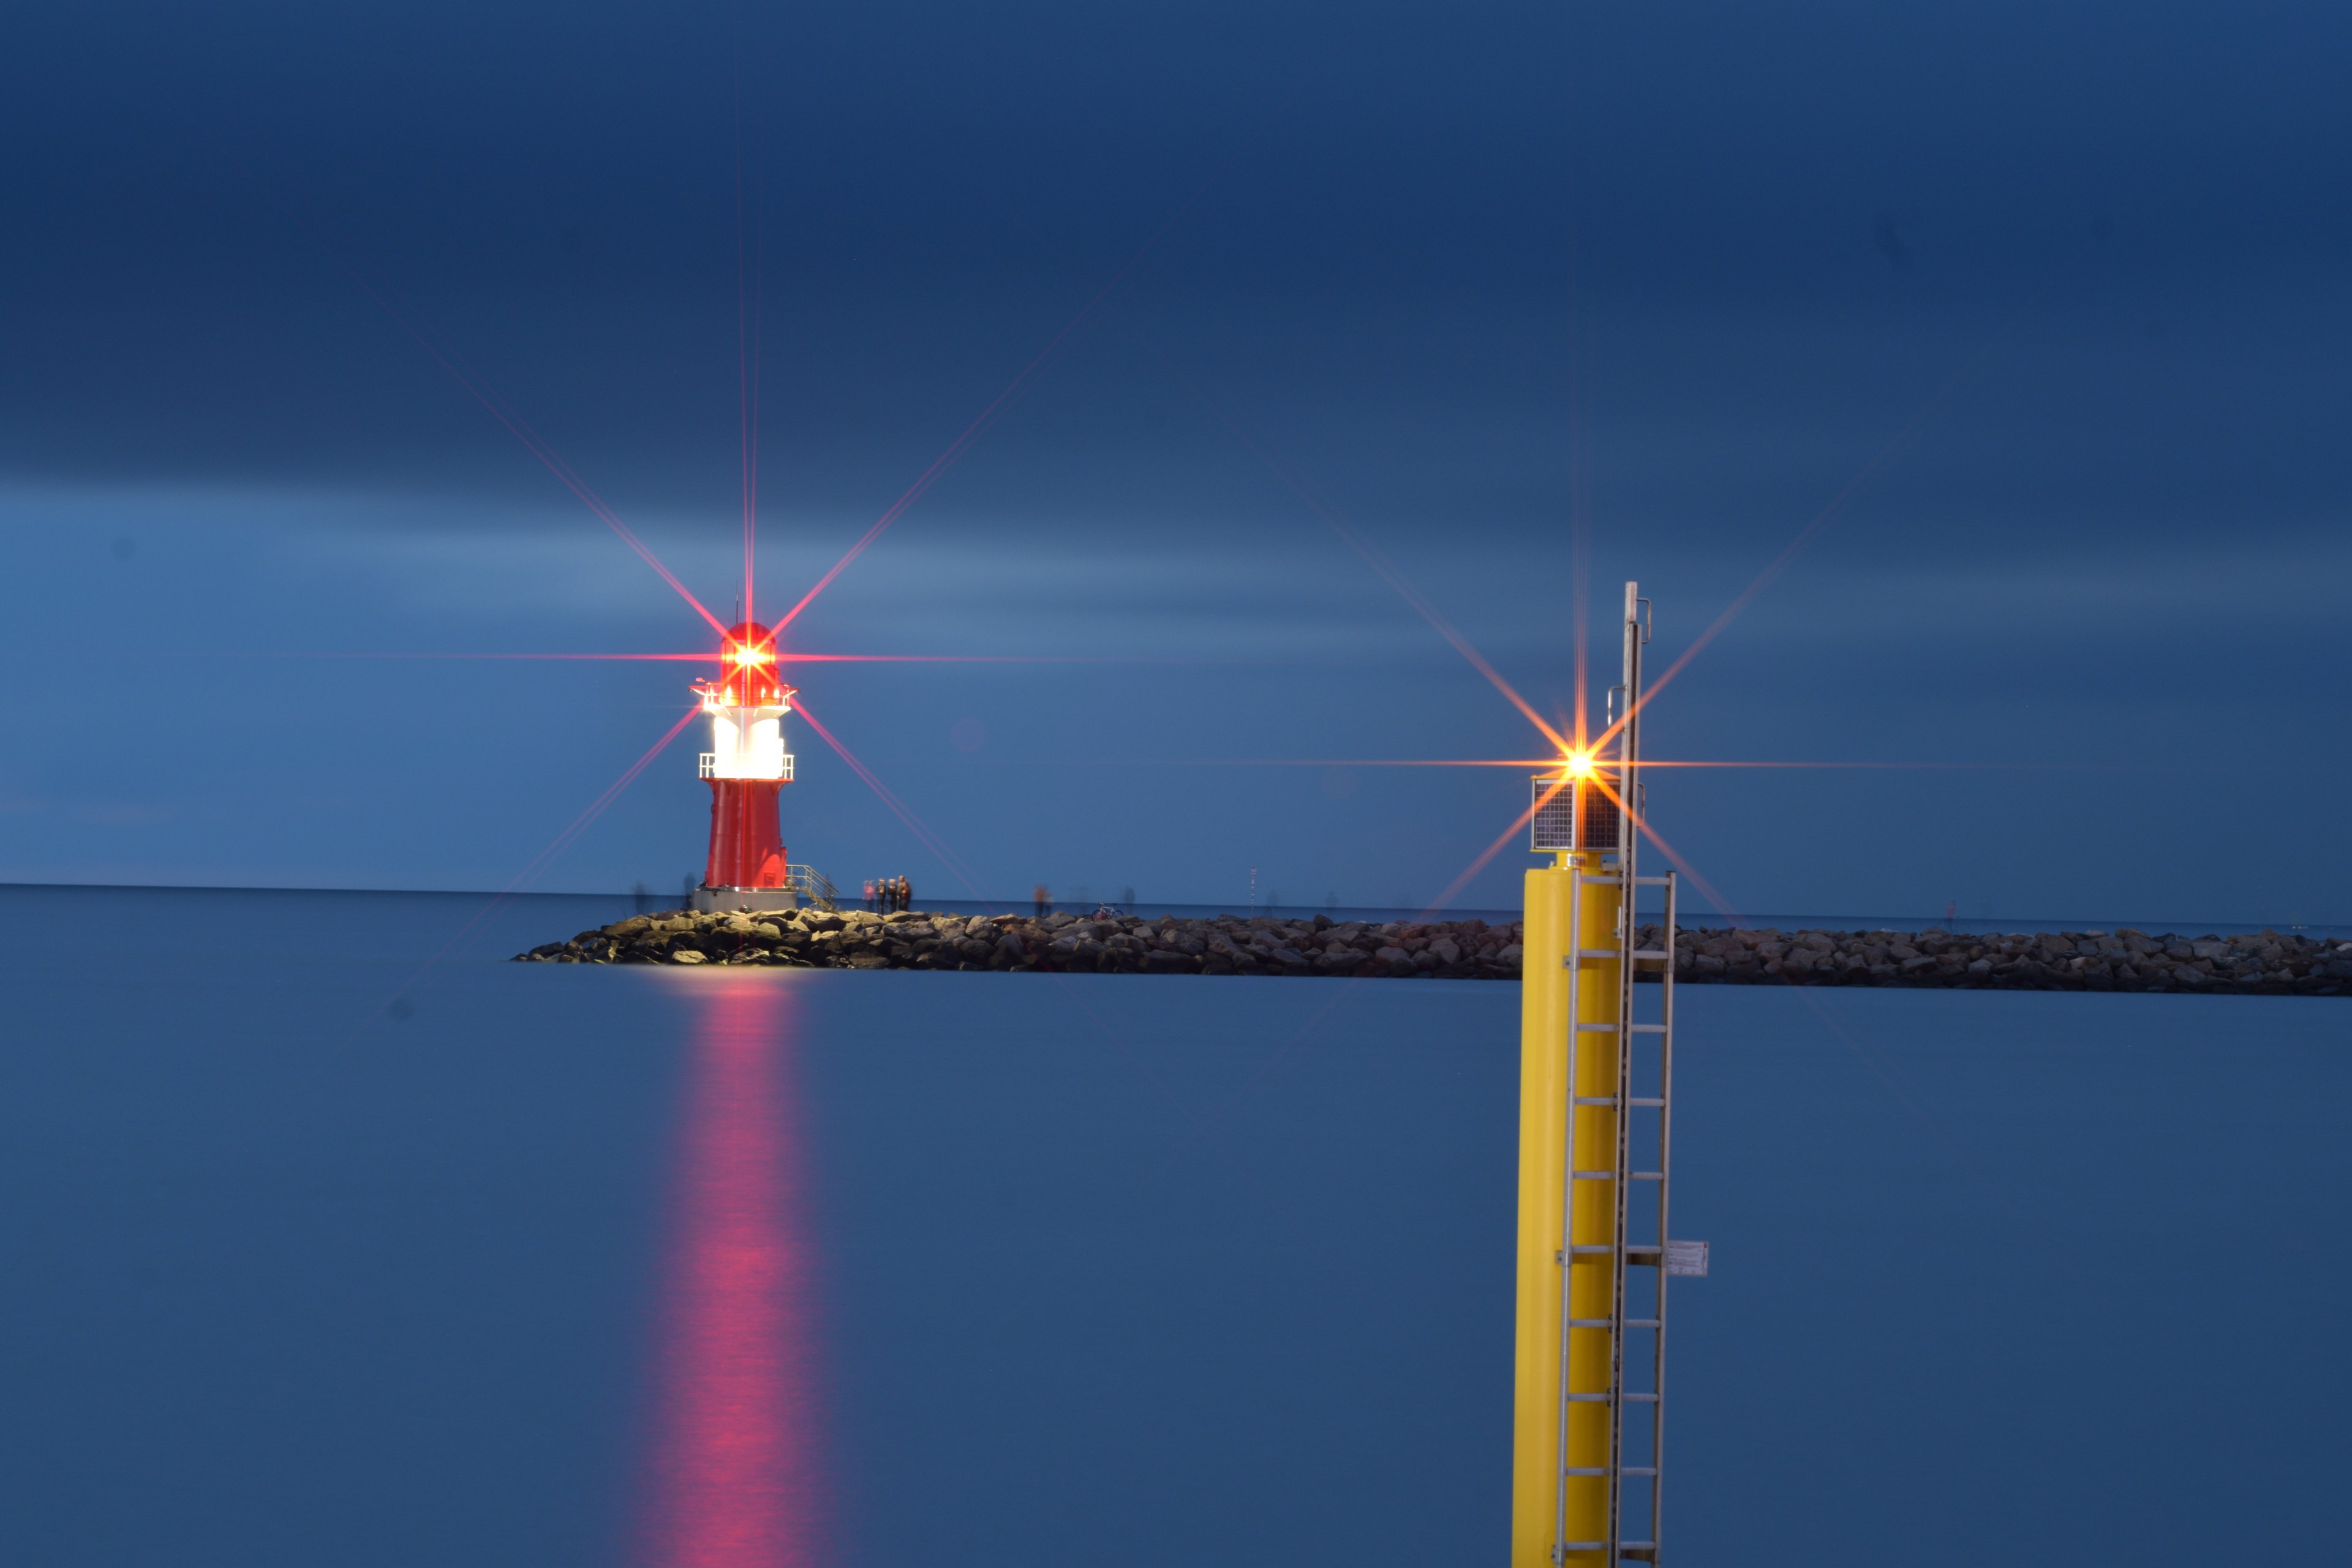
(704, 778), (787, 889)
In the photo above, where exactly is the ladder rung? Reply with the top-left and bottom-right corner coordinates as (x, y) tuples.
(1559, 1391), (1661, 1404)
(1577, 875), (1621, 886)
(1555, 1540), (1661, 1555)
(1572, 1169), (1616, 1181)
(1576, 948), (1621, 959)
(1574, 1096), (1665, 1107)
(1567, 1317), (1662, 1329)
(1630, 875), (1670, 885)
(1631, 948), (1669, 960)
(1556, 1466), (1657, 1479)
(1569, 1246), (1666, 1265)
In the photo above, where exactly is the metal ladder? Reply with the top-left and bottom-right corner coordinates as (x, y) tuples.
(1556, 867), (1678, 1564)
(1555, 581), (1679, 1565)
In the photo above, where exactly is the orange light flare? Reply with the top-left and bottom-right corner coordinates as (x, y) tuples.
(1398, 749), (2060, 924)
(1415, 774), (1573, 919)
(1070, 756), (2085, 773)
(1571, 559), (1591, 756)
(1587, 772), (1741, 926)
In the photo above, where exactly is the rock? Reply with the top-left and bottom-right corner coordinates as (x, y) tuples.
(509, 910), (2348, 997)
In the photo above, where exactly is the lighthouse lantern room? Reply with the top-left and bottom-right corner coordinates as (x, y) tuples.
(690, 621), (799, 913)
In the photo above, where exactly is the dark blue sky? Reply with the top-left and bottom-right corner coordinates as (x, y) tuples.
(2, 0), (2346, 923)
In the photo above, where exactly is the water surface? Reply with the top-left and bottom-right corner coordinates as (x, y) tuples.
(1, 886), (2345, 1564)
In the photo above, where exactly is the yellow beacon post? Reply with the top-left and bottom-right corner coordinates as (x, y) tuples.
(1510, 584), (1681, 1567)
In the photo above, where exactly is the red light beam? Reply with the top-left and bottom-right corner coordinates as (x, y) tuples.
(347, 702), (703, 1039)
(768, 173), (1222, 639)
(788, 695), (991, 902)
(734, 49), (764, 632)
(246, 175), (728, 638)
(197, 651), (1194, 666)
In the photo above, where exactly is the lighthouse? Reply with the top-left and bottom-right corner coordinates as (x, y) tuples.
(689, 621), (799, 913)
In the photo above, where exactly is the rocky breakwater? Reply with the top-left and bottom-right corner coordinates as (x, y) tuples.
(518, 908), (2352, 995)
(1676, 925), (2352, 996)
(515, 908), (1527, 977)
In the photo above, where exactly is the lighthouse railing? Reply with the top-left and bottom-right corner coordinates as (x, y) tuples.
(699, 752), (796, 781)
(785, 864), (839, 911)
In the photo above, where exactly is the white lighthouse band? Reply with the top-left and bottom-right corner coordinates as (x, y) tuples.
(697, 685), (795, 782)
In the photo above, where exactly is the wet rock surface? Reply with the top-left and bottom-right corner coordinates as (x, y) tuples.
(514, 908), (1528, 978)
(1667, 925), (2352, 995)
(516, 911), (2352, 995)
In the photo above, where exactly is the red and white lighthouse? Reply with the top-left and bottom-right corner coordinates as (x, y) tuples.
(690, 621), (799, 913)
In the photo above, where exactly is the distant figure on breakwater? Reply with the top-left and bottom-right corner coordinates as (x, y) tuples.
(1034, 883), (1050, 917)
(862, 879), (876, 912)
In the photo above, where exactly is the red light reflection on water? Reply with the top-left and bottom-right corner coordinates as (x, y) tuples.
(638, 979), (826, 1568)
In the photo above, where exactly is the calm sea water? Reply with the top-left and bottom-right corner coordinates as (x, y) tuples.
(2, 884), (2346, 1566)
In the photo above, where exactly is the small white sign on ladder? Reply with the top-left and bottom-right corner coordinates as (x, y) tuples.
(1664, 1239), (1710, 1278)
